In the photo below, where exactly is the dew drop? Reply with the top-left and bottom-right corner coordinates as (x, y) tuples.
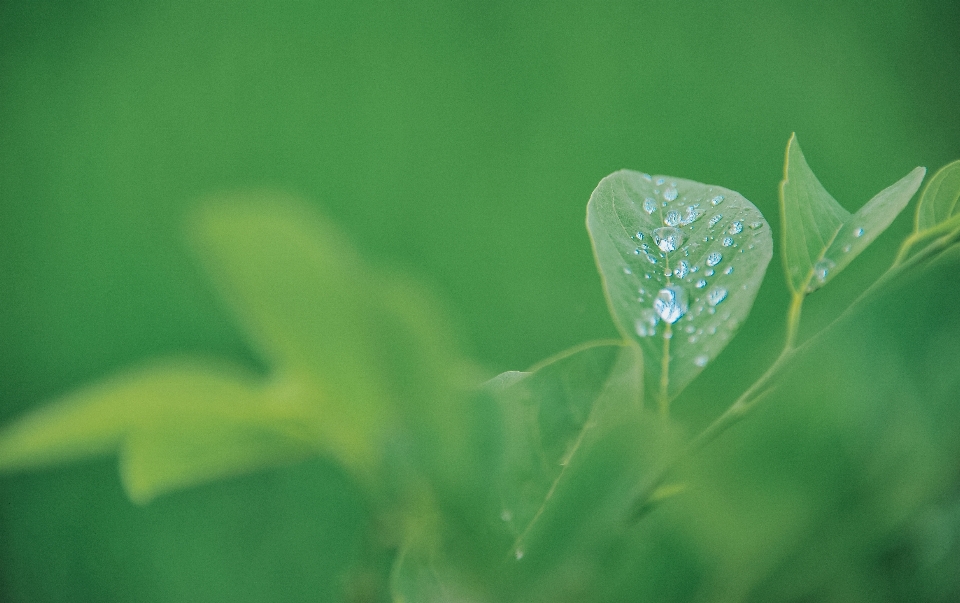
(654, 285), (688, 324)
(706, 252), (723, 267)
(664, 211), (682, 227)
(843, 244), (852, 253)
(653, 227), (684, 252)
(663, 186), (679, 201)
(707, 287), (728, 306)
(684, 324), (696, 334)
(623, 267), (632, 275)
(854, 227), (864, 237)
(708, 214), (723, 227)
(501, 509), (513, 522)
(724, 266), (734, 275)
(749, 221), (763, 230)
(635, 231), (645, 240)
(694, 355), (709, 367)
(681, 206), (704, 225)
(656, 177), (665, 186)
(728, 221), (743, 235)
(695, 279), (707, 288)
(711, 195), (725, 206)
(643, 198), (657, 214)
(634, 248), (641, 255)
(641, 173), (652, 181)
(674, 260), (690, 279)
(515, 549), (525, 561)
(809, 259), (835, 290)
(705, 269), (715, 276)
(721, 237), (734, 247)
(645, 253), (658, 265)
(634, 308), (660, 337)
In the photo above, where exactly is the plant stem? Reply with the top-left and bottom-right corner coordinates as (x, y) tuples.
(629, 235), (957, 522)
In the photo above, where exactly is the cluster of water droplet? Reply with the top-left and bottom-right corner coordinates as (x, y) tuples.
(625, 176), (766, 368)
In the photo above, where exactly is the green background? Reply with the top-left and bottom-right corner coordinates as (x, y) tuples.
(2, 1), (959, 601)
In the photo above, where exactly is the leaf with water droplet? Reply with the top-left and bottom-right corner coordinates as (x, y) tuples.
(898, 160), (960, 262)
(780, 134), (925, 294)
(587, 170), (773, 403)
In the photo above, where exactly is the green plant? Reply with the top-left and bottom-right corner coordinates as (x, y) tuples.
(2, 136), (959, 602)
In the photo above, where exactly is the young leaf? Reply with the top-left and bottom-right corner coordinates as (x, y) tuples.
(587, 171), (773, 405)
(0, 362), (318, 503)
(780, 133), (925, 294)
(898, 160), (960, 261)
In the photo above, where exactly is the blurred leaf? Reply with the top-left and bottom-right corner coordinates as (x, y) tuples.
(0, 196), (480, 505)
(393, 342), (683, 603)
(779, 134), (925, 294)
(898, 160), (960, 262)
(0, 362), (318, 503)
(587, 170), (772, 405)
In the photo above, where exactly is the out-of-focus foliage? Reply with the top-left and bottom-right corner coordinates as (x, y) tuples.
(2, 1), (960, 602)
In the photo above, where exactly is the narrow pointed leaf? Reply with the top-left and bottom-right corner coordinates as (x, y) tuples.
(0, 363), (318, 503)
(587, 171), (773, 402)
(780, 134), (925, 294)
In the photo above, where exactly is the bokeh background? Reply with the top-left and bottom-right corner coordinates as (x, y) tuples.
(2, 1), (959, 601)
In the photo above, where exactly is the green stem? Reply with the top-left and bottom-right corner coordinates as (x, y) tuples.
(629, 235), (957, 522)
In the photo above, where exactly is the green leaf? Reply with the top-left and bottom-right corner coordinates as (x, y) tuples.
(393, 342), (665, 603)
(0, 196), (480, 503)
(898, 160), (960, 261)
(587, 170), (773, 405)
(779, 133), (925, 294)
(0, 362), (318, 503)
(191, 197), (483, 492)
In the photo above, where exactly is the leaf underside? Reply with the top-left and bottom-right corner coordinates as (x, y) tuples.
(780, 134), (925, 294)
(587, 170), (773, 402)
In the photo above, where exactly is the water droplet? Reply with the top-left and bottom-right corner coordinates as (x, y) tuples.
(645, 253), (658, 265)
(706, 252), (722, 267)
(690, 264), (700, 273)
(705, 269), (715, 276)
(694, 355), (709, 367)
(843, 244), (852, 253)
(653, 227), (684, 252)
(854, 227), (864, 237)
(643, 198), (657, 214)
(656, 178), (665, 185)
(623, 267), (632, 275)
(641, 173), (652, 181)
(695, 279), (707, 288)
(634, 308), (659, 337)
(515, 549), (525, 561)
(664, 211), (682, 227)
(634, 248), (641, 254)
(501, 509), (513, 522)
(708, 214), (723, 227)
(721, 237), (734, 247)
(809, 259), (835, 290)
(749, 221), (763, 230)
(707, 287), (728, 306)
(728, 221), (743, 235)
(724, 266), (734, 275)
(635, 231), (645, 240)
(681, 206), (704, 225)
(684, 324), (696, 334)
(654, 285), (688, 324)
(674, 260), (690, 279)
(663, 186), (679, 201)
(711, 195), (724, 206)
